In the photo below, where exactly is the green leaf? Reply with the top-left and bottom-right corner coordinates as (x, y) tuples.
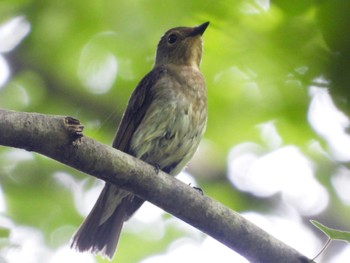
(311, 220), (350, 243)
(0, 227), (10, 239)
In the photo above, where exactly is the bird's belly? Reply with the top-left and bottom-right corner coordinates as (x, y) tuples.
(130, 101), (206, 176)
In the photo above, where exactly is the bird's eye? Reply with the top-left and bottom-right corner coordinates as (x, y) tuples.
(167, 34), (177, 44)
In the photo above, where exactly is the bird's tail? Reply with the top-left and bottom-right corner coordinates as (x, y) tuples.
(71, 183), (143, 259)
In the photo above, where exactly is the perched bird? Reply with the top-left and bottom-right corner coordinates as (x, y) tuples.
(71, 21), (209, 259)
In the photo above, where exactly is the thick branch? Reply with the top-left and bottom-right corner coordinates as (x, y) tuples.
(0, 109), (312, 263)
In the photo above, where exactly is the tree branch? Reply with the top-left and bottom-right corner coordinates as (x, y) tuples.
(0, 109), (312, 263)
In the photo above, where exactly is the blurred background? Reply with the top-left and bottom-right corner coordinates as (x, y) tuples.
(1, 0), (350, 262)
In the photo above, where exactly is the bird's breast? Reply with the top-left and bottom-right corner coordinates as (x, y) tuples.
(130, 66), (207, 175)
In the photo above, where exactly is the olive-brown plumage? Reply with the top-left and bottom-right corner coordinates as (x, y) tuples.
(71, 22), (209, 259)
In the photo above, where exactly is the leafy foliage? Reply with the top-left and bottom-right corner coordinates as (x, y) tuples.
(1, 0), (350, 262)
(311, 220), (350, 243)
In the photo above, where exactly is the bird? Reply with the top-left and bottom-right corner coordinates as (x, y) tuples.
(71, 21), (209, 259)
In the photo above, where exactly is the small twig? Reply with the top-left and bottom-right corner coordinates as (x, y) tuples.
(312, 238), (332, 261)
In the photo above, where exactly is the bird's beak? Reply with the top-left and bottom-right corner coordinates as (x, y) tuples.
(190, 21), (210, 37)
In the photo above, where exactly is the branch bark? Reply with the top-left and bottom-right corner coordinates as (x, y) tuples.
(0, 109), (312, 263)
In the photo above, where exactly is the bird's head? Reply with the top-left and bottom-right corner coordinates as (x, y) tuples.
(155, 22), (209, 68)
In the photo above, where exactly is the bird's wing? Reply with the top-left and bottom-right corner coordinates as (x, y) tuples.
(112, 67), (165, 153)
